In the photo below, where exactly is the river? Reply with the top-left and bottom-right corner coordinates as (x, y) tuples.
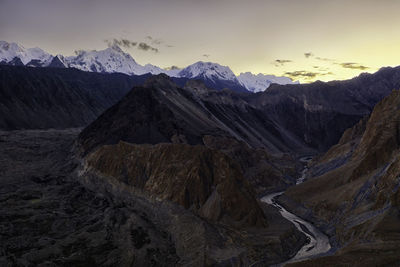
(260, 157), (331, 266)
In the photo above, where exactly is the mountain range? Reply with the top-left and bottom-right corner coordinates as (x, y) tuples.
(2, 40), (400, 266)
(2, 63), (400, 155)
(0, 40), (297, 93)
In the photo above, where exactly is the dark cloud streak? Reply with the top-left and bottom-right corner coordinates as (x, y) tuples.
(338, 62), (369, 70)
(105, 38), (159, 53)
(138, 42), (158, 53)
(165, 65), (181, 70)
(106, 38), (137, 48)
(304, 52), (313, 58)
(273, 59), (293, 67)
(315, 56), (335, 62)
(284, 70), (333, 80)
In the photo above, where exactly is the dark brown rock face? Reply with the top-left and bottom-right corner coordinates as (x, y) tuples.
(202, 135), (299, 195)
(281, 90), (400, 266)
(84, 141), (267, 228)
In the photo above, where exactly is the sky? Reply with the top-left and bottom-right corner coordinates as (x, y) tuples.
(1, 0), (400, 82)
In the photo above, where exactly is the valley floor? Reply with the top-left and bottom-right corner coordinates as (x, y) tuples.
(0, 129), (179, 266)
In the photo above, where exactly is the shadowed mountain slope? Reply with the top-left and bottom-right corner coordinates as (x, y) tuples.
(0, 65), (191, 130)
(77, 75), (305, 156)
(248, 66), (400, 151)
(0, 65), (146, 129)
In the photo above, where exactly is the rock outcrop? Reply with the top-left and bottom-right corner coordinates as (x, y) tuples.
(281, 90), (400, 266)
(84, 141), (267, 227)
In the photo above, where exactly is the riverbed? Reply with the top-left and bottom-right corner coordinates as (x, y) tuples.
(261, 158), (331, 266)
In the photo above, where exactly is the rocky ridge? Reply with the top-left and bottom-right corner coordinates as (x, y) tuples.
(280, 90), (400, 266)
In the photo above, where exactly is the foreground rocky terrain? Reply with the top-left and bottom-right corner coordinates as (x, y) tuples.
(0, 129), (180, 266)
(279, 90), (400, 265)
(0, 129), (307, 266)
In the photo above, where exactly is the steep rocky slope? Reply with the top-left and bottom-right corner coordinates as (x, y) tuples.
(83, 141), (267, 227)
(248, 66), (400, 151)
(280, 90), (400, 265)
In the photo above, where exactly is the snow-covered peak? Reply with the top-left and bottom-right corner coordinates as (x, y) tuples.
(0, 41), (52, 65)
(66, 45), (148, 75)
(238, 72), (299, 92)
(141, 64), (167, 75)
(178, 61), (237, 81)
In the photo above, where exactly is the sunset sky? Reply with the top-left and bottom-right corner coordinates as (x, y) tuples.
(1, 0), (400, 82)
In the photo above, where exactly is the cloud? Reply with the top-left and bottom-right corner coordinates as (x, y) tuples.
(146, 35), (174, 48)
(304, 52), (314, 58)
(105, 38), (160, 53)
(312, 65), (330, 71)
(146, 35), (162, 45)
(273, 59), (293, 67)
(315, 56), (335, 62)
(284, 71), (319, 79)
(165, 65), (181, 70)
(138, 42), (159, 53)
(284, 70), (333, 80)
(203, 54), (210, 58)
(106, 38), (137, 48)
(338, 62), (369, 70)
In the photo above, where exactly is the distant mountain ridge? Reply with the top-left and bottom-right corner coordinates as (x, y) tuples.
(0, 40), (297, 92)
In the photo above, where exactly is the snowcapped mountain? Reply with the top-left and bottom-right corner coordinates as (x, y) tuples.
(0, 41), (167, 76)
(178, 61), (237, 81)
(0, 41), (298, 93)
(238, 72), (299, 93)
(0, 41), (52, 66)
(177, 61), (249, 92)
(66, 45), (148, 75)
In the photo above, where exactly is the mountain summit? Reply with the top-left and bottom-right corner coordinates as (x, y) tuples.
(238, 72), (299, 92)
(0, 41), (52, 66)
